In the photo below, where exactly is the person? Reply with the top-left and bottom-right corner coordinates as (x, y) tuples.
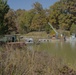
(64, 35), (66, 41)
(12, 37), (15, 42)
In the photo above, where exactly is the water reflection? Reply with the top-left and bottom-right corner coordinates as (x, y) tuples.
(27, 40), (76, 51)
(70, 41), (76, 49)
(26, 41), (76, 69)
(55, 42), (59, 48)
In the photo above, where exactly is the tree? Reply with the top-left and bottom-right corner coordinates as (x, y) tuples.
(49, 0), (76, 31)
(49, 2), (60, 29)
(58, 14), (73, 30)
(45, 24), (51, 34)
(15, 9), (27, 34)
(58, 0), (76, 30)
(33, 2), (43, 14)
(24, 9), (35, 32)
(4, 9), (17, 34)
(0, 0), (9, 35)
(30, 2), (47, 31)
(70, 23), (76, 34)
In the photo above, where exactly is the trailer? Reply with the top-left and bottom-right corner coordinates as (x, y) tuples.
(0, 34), (26, 47)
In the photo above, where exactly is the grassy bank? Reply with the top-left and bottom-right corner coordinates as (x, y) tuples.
(0, 46), (76, 75)
(24, 31), (48, 39)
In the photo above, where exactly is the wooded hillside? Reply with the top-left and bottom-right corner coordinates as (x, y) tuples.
(0, 0), (76, 35)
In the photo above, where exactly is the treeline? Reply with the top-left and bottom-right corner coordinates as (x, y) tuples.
(0, 0), (76, 35)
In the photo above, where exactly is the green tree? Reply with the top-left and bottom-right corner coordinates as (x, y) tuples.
(70, 23), (76, 34)
(33, 2), (43, 14)
(30, 2), (47, 31)
(0, 0), (9, 35)
(15, 9), (27, 34)
(49, 0), (76, 31)
(16, 9), (35, 34)
(58, 14), (73, 30)
(58, 0), (76, 30)
(4, 9), (17, 34)
(45, 24), (51, 34)
(49, 2), (60, 29)
(24, 9), (35, 32)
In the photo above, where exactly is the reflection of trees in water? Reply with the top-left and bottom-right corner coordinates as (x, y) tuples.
(55, 42), (59, 49)
(60, 42), (63, 49)
(27, 41), (76, 51)
(70, 41), (76, 48)
(55, 42), (64, 50)
(55, 41), (76, 50)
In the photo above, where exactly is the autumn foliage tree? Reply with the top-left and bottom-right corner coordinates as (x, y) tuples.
(0, 0), (76, 35)
(49, 0), (76, 31)
(30, 2), (47, 31)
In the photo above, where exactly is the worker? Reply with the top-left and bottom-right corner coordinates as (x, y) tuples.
(64, 35), (66, 41)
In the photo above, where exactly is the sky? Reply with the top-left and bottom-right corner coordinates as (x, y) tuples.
(7, 0), (58, 10)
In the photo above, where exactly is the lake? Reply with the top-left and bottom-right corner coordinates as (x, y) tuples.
(27, 40), (76, 69)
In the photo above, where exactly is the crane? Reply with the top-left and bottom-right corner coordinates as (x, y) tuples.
(48, 22), (58, 39)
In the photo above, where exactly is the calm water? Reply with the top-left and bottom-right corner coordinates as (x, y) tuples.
(27, 41), (76, 69)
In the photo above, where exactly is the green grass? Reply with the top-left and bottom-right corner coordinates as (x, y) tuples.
(24, 31), (48, 39)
